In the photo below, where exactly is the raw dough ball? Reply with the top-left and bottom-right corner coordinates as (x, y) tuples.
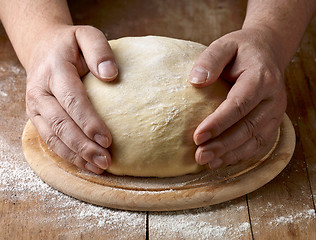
(83, 36), (230, 177)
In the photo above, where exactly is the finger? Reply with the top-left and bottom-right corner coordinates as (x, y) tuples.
(27, 85), (111, 170)
(30, 114), (104, 174)
(75, 26), (118, 81)
(216, 117), (282, 168)
(195, 98), (285, 165)
(194, 70), (267, 145)
(189, 38), (237, 87)
(42, 98), (112, 170)
(50, 63), (112, 149)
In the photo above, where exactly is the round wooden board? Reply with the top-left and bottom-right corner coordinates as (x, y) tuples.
(22, 115), (295, 211)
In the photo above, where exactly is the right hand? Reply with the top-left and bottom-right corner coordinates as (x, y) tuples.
(25, 25), (118, 174)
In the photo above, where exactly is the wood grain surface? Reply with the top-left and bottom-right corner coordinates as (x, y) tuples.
(0, 0), (315, 239)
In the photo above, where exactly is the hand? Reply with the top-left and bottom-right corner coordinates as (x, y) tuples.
(26, 25), (118, 174)
(190, 27), (287, 169)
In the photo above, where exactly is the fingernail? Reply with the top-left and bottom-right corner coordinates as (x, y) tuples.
(98, 61), (118, 79)
(94, 134), (109, 148)
(190, 66), (209, 84)
(199, 150), (214, 165)
(195, 131), (212, 145)
(208, 158), (223, 169)
(93, 155), (109, 169)
(85, 162), (103, 174)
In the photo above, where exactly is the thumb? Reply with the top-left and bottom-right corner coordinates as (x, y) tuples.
(75, 26), (118, 82)
(189, 38), (237, 87)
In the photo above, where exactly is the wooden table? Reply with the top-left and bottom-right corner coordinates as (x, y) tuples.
(0, 1), (315, 239)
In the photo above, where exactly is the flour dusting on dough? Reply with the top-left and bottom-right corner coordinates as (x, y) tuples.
(151, 106), (180, 132)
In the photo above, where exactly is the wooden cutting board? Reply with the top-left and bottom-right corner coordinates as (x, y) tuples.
(22, 114), (295, 211)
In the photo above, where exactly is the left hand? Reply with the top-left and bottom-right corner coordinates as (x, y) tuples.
(190, 27), (287, 169)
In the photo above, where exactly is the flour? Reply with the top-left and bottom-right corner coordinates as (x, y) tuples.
(268, 209), (316, 226)
(0, 134), (145, 238)
(151, 106), (180, 132)
(0, 90), (8, 97)
(149, 207), (252, 240)
(249, 200), (316, 234)
(0, 64), (22, 74)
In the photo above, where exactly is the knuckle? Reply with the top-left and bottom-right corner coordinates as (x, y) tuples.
(76, 141), (92, 159)
(209, 37), (232, 49)
(56, 146), (78, 165)
(62, 89), (88, 116)
(26, 86), (44, 105)
(44, 134), (59, 149)
(230, 96), (250, 118)
(63, 92), (80, 114)
(62, 93), (98, 138)
(81, 120), (99, 138)
(71, 155), (87, 170)
(82, 25), (98, 32)
(261, 67), (283, 88)
(274, 69), (283, 83)
(26, 107), (40, 119)
(80, 118), (91, 133)
(66, 154), (76, 165)
(219, 139), (230, 152)
(254, 134), (266, 150)
(224, 151), (241, 165)
(243, 118), (257, 138)
(50, 116), (68, 137)
(203, 48), (219, 62)
(76, 25), (104, 38)
(261, 66), (273, 81)
(75, 26), (87, 35)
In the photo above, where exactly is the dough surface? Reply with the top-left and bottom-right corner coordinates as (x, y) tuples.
(83, 36), (230, 177)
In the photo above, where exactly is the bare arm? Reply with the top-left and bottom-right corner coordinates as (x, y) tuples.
(191, 0), (315, 168)
(243, 0), (316, 69)
(0, 0), (118, 174)
(0, 0), (72, 70)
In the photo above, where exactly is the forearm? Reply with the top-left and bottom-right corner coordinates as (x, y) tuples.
(0, 0), (73, 69)
(243, 0), (316, 69)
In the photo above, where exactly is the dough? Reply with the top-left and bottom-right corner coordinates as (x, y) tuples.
(83, 36), (230, 177)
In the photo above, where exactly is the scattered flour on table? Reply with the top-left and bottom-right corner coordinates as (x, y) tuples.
(1, 126), (316, 238)
(0, 63), (23, 103)
(268, 209), (315, 226)
(250, 200), (315, 233)
(149, 208), (251, 240)
(0, 64), (22, 75)
(0, 134), (144, 238)
(0, 90), (8, 97)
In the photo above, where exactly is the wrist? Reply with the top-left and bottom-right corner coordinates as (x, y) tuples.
(241, 23), (290, 71)
(0, 0), (73, 71)
(242, 0), (316, 70)
(24, 23), (74, 72)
